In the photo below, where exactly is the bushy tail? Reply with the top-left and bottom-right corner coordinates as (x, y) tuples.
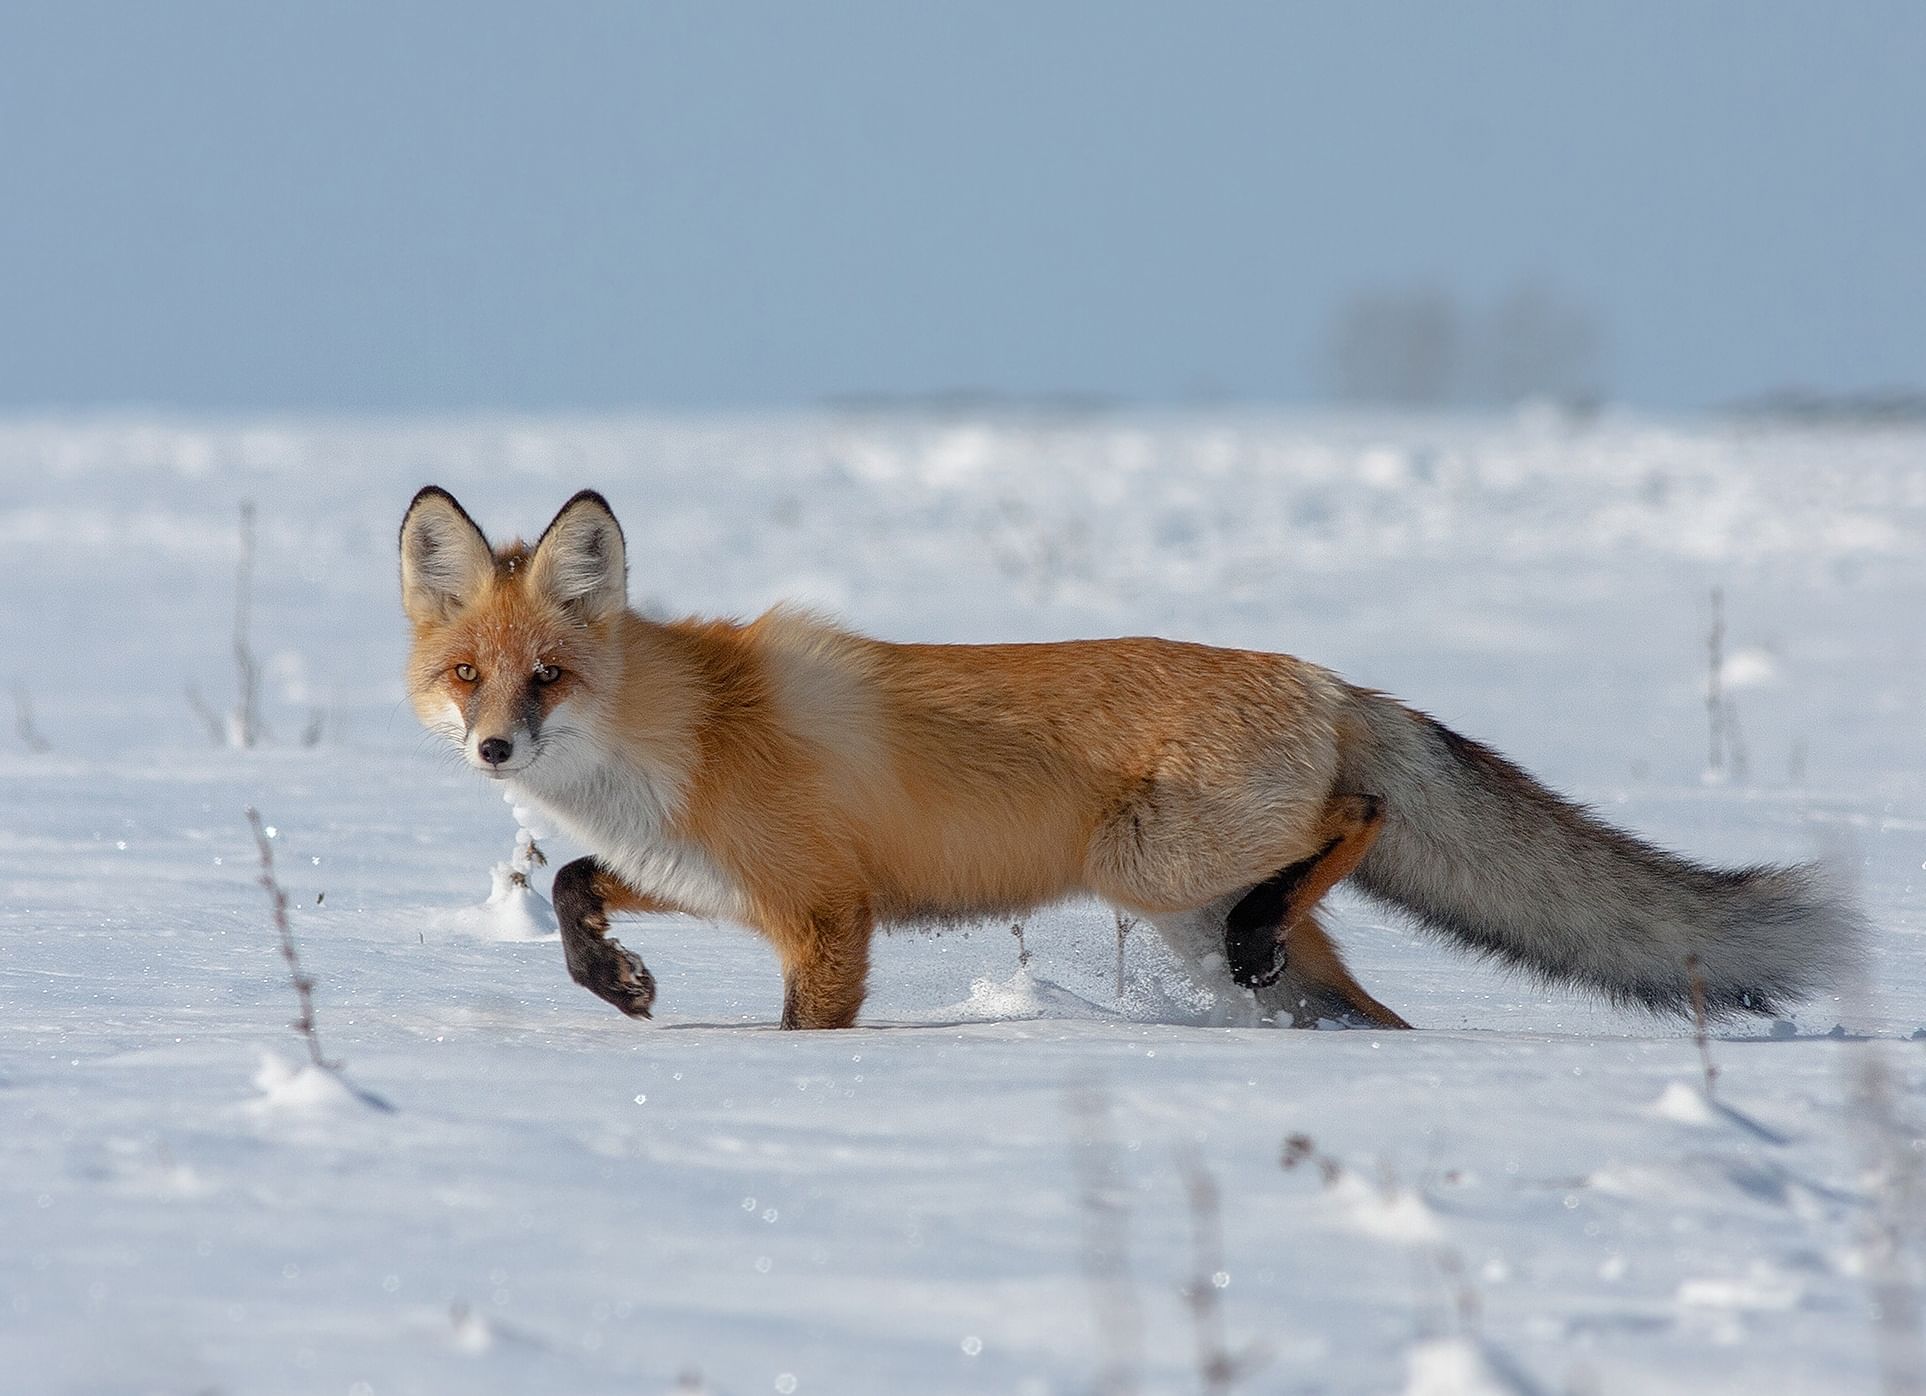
(1338, 688), (1863, 1018)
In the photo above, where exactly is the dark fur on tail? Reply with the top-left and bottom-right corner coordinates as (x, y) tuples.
(1340, 690), (1861, 1018)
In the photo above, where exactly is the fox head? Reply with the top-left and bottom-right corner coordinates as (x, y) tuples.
(399, 486), (628, 780)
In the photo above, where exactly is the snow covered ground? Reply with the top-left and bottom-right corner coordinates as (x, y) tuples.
(2, 408), (1923, 1395)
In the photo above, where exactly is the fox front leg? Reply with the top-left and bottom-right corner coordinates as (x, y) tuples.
(769, 908), (873, 1030)
(550, 856), (659, 1019)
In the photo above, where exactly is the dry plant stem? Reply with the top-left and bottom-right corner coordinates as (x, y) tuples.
(1723, 699), (1750, 782)
(1114, 910), (1135, 1000)
(1011, 919), (1031, 969)
(1431, 1246), (1482, 1333)
(506, 831), (548, 890)
(185, 683), (226, 745)
(1069, 1086), (1143, 1396)
(1685, 953), (1719, 1096)
(1707, 585), (1725, 773)
(13, 685), (51, 753)
(1280, 1133), (1345, 1187)
(1177, 1152), (1252, 1395)
(232, 500), (262, 748)
(1852, 1042), (1926, 1396)
(1285, 1138), (1494, 1370)
(245, 806), (333, 1069)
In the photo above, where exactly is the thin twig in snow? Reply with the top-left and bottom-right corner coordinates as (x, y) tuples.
(505, 827), (547, 891)
(1069, 1085), (1143, 1396)
(231, 500), (263, 748)
(1431, 1245), (1483, 1334)
(1114, 910), (1136, 1000)
(1723, 698), (1750, 783)
(1177, 1151), (1264, 1394)
(186, 683), (226, 745)
(187, 500), (268, 747)
(1685, 953), (1719, 1097)
(1704, 586), (1750, 782)
(245, 806), (334, 1069)
(1851, 1040), (1926, 1396)
(1706, 585), (1725, 774)
(13, 685), (51, 753)
(1280, 1133), (1345, 1187)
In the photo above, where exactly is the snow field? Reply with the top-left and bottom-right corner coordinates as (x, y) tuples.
(2, 408), (1924, 1393)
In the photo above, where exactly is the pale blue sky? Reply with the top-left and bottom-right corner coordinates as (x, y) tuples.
(1, 1), (1920, 410)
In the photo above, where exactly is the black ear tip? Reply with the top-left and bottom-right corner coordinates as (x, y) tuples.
(400, 486), (486, 547)
(545, 489), (625, 545)
(403, 485), (465, 529)
(407, 484), (458, 512)
(562, 488), (616, 516)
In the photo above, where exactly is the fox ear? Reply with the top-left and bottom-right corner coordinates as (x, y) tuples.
(528, 490), (627, 621)
(399, 487), (494, 624)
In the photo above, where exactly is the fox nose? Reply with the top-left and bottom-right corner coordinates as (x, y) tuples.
(477, 737), (514, 767)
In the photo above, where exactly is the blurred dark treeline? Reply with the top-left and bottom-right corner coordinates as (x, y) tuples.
(1321, 282), (1606, 409)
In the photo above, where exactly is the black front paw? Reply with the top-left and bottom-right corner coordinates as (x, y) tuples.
(564, 933), (657, 1019)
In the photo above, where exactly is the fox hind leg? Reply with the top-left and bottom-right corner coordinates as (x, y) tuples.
(1224, 794), (1385, 988)
(1136, 791), (1408, 1028)
(1224, 861), (1305, 987)
(1273, 912), (1411, 1029)
(1139, 899), (1408, 1028)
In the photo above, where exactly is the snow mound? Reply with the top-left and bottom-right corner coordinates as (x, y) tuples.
(448, 1302), (497, 1356)
(1677, 1269), (1803, 1312)
(247, 1052), (394, 1117)
(1644, 1081), (1793, 1145)
(1331, 1173), (1445, 1244)
(1721, 647), (1781, 689)
(98, 1137), (214, 1199)
(941, 968), (1121, 1023)
(248, 1052), (364, 1116)
(1403, 1337), (1543, 1396)
(429, 803), (560, 941)
(932, 962), (1258, 1028)
(1647, 1080), (1718, 1126)
(426, 854), (559, 943)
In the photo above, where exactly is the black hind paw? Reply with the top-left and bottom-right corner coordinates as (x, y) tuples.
(1224, 910), (1287, 987)
(1226, 932), (1287, 988)
(1225, 875), (1293, 987)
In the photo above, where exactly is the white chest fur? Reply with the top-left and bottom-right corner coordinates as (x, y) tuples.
(509, 749), (744, 923)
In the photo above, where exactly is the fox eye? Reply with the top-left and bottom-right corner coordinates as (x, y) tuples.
(533, 663), (563, 685)
(454, 663), (478, 683)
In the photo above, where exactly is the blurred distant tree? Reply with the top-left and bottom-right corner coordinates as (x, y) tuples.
(1320, 281), (1607, 408)
(1475, 282), (1605, 406)
(1321, 288), (1461, 406)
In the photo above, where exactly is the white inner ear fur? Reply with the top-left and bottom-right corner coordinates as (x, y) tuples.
(530, 506), (627, 619)
(401, 502), (494, 622)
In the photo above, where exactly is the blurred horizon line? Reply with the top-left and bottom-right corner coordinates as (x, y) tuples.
(2, 383), (1922, 428)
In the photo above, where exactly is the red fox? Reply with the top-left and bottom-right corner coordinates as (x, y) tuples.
(401, 486), (1860, 1031)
